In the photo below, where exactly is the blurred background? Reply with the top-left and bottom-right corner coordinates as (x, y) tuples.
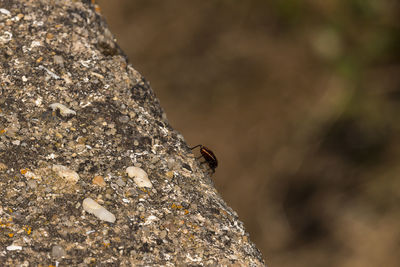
(96, 1), (400, 266)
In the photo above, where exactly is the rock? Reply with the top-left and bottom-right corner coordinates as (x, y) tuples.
(82, 197), (116, 223)
(92, 175), (106, 187)
(26, 180), (37, 189)
(126, 166), (152, 188)
(51, 245), (65, 258)
(0, 0), (264, 265)
(0, 162), (7, 171)
(116, 177), (126, 187)
(49, 103), (76, 117)
(52, 165), (80, 183)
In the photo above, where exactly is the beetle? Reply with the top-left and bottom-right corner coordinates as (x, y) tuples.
(190, 145), (218, 173)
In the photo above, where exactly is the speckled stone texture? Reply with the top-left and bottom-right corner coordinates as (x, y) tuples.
(0, 0), (265, 265)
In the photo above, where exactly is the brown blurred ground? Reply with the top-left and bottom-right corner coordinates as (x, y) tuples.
(96, 1), (400, 266)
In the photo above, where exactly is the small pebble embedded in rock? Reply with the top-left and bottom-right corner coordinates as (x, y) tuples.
(0, 162), (8, 171)
(92, 175), (106, 187)
(126, 166), (152, 188)
(82, 197), (116, 223)
(49, 103), (76, 117)
(118, 115), (130, 123)
(0, 8), (11, 15)
(52, 164), (80, 183)
(116, 177), (126, 187)
(53, 55), (64, 67)
(52, 245), (66, 258)
(27, 180), (37, 189)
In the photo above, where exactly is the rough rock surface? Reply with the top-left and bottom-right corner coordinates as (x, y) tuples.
(0, 0), (265, 265)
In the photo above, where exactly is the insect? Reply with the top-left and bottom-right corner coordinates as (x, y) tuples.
(191, 145), (218, 173)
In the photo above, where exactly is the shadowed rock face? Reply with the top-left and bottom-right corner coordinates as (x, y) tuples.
(0, 0), (265, 265)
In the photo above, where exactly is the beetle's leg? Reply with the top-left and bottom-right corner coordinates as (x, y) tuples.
(197, 161), (215, 173)
(190, 145), (202, 150)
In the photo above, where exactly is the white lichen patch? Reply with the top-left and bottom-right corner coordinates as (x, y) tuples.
(7, 245), (22, 251)
(30, 40), (41, 48)
(126, 166), (152, 188)
(35, 96), (43, 106)
(38, 65), (60, 79)
(144, 215), (158, 225)
(52, 164), (79, 183)
(49, 103), (76, 117)
(82, 197), (116, 223)
(0, 31), (12, 43)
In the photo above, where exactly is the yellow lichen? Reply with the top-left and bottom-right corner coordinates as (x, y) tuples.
(166, 171), (174, 179)
(24, 226), (32, 235)
(94, 4), (101, 13)
(139, 188), (148, 193)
